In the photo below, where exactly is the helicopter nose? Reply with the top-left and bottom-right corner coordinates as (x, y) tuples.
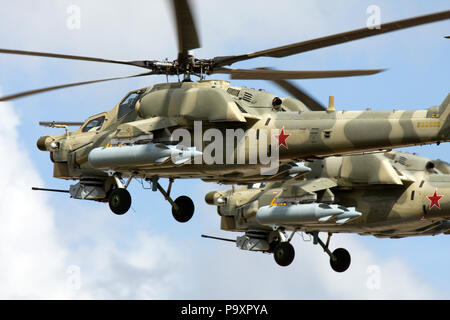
(36, 135), (52, 151)
(205, 191), (227, 205)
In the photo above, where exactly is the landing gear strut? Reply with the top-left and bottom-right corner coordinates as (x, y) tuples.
(312, 232), (351, 273)
(153, 178), (195, 223)
(270, 230), (295, 267)
(268, 230), (351, 271)
(107, 174), (194, 222)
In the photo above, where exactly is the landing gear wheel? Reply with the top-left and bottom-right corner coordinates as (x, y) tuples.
(108, 188), (132, 215)
(330, 248), (351, 272)
(273, 242), (295, 267)
(171, 195), (194, 223)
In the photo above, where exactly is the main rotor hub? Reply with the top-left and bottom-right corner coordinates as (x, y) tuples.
(147, 55), (214, 80)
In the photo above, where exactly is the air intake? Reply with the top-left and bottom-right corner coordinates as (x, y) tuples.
(243, 92), (253, 102)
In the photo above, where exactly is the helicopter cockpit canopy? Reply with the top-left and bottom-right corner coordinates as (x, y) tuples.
(81, 115), (105, 132)
(247, 182), (266, 189)
(118, 91), (142, 119)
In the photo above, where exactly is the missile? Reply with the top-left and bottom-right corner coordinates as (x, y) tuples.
(88, 143), (203, 169)
(288, 162), (312, 175)
(335, 207), (362, 224)
(256, 203), (345, 225)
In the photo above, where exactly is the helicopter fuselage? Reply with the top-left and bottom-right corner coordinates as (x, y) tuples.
(38, 80), (450, 186)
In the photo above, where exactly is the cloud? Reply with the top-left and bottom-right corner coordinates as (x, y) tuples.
(0, 90), (186, 299)
(0, 93), (68, 298)
(68, 233), (188, 299)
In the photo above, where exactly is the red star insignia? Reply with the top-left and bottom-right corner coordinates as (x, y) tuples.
(427, 189), (443, 209)
(275, 127), (290, 149)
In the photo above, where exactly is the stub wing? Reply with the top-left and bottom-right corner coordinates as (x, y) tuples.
(276, 177), (338, 201)
(113, 116), (178, 140)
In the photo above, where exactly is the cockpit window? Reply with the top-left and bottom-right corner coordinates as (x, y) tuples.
(118, 92), (140, 118)
(247, 182), (266, 189)
(82, 116), (105, 132)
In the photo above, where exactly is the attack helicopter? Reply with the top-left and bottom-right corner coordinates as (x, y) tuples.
(0, 1), (449, 223)
(204, 150), (450, 272)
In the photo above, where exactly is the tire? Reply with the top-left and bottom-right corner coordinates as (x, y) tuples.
(330, 248), (351, 272)
(108, 188), (132, 215)
(172, 195), (195, 223)
(273, 242), (295, 267)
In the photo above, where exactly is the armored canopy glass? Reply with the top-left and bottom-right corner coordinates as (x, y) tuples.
(118, 92), (140, 118)
(82, 116), (105, 132)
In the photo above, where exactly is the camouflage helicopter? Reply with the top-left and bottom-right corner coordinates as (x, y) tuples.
(0, 1), (449, 222)
(204, 150), (450, 272)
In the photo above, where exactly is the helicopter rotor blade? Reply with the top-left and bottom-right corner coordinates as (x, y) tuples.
(272, 80), (326, 111)
(213, 10), (450, 67)
(255, 67), (326, 111)
(0, 48), (157, 70)
(214, 68), (385, 80)
(172, 0), (201, 61)
(0, 72), (153, 102)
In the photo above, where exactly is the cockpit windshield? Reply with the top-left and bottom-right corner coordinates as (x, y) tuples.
(247, 182), (266, 189)
(118, 92), (141, 118)
(82, 116), (105, 132)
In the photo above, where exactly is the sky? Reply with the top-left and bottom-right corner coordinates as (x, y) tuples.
(0, 0), (449, 299)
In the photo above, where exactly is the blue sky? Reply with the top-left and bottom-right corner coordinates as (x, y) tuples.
(0, 0), (449, 299)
